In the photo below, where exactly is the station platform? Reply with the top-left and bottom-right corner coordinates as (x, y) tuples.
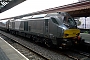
(0, 37), (29, 60)
(80, 33), (90, 43)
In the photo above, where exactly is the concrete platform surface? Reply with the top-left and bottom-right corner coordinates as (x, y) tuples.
(80, 33), (90, 43)
(0, 37), (29, 60)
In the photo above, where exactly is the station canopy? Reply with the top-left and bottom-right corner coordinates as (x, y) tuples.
(0, 1), (90, 20)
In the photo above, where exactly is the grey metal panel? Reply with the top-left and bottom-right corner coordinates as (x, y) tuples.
(30, 20), (36, 32)
(15, 21), (21, 30)
(28, 19), (44, 35)
(9, 22), (15, 29)
(0, 0), (26, 13)
(36, 20), (44, 34)
(49, 20), (58, 37)
(9, 22), (12, 29)
(19, 21), (24, 31)
(6, 20), (10, 29)
(12, 22), (15, 29)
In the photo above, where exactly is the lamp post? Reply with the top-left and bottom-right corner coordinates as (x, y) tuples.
(85, 17), (86, 29)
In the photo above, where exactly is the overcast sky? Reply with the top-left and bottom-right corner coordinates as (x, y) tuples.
(0, 0), (78, 19)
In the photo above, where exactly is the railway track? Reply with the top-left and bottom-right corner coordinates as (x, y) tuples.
(1, 30), (90, 60)
(0, 30), (72, 60)
(61, 50), (90, 60)
(47, 46), (90, 60)
(69, 48), (90, 57)
(0, 33), (47, 60)
(69, 49), (90, 59)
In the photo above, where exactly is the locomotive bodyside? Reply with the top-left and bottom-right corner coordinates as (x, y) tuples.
(0, 12), (84, 48)
(0, 20), (9, 31)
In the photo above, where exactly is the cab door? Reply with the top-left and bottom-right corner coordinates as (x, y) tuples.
(45, 19), (49, 36)
(24, 21), (28, 31)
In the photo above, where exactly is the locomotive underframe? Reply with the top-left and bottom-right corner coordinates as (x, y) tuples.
(7, 28), (84, 48)
(0, 27), (85, 49)
(57, 38), (84, 49)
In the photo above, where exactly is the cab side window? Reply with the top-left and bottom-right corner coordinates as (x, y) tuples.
(51, 17), (59, 25)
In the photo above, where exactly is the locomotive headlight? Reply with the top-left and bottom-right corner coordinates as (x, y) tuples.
(64, 34), (69, 37)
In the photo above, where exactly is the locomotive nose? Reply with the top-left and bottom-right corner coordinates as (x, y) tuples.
(63, 29), (80, 38)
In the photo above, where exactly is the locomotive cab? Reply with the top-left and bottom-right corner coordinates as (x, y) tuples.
(56, 12), (83, 48)
(48, 12), (83, 48)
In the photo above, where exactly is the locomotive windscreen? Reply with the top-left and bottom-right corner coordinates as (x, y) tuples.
(63, 16), (77, 28)
(54, 12), (77, 28)
(60, 12), (77, 28)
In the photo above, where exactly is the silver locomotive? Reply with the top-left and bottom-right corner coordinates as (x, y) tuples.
(0, 12), (83, 48)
